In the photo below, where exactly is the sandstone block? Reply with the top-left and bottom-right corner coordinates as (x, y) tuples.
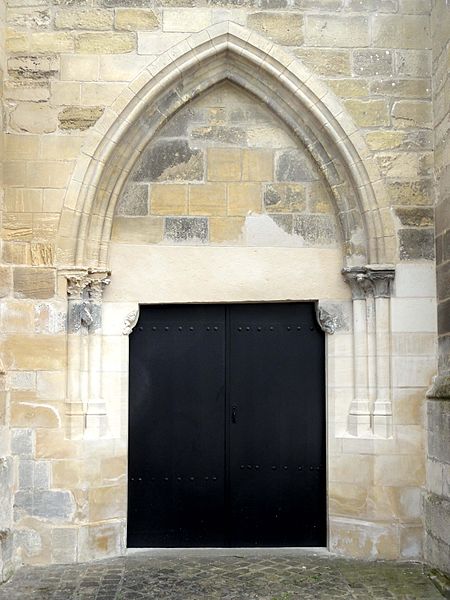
(327, 78), (369, 98)
(2, 242), (32, 266)
(5, 189), (43, 212)
(264, 183), (306, 213)
(242, 149), (273, 182)
(99, 54), (150, 81)
(370, 78), (430, 98)
(209, 217), (244, 244)
(58, 106), (104, 130)
(111, 216), (164, 243)
(345, 0), (397, 10)
(88, 485), (126, 521)
(133, 140), (203, 183)
(0, 268), (11, 298)
(11, 403), (60, 428)
(392, 100), (432, 129)
(31, 243), (55, 266)
(115, 8), (160, 31)
(51, 528), (77, 564)
(80, 82), (125, 105)
(395, 49), (431, 77)
(6, 28), (28, 53)
(293, 48), (351, 76)
(75, 32), (135, 54)
(247, 13), (303, 46)
(55, 9), (113, 30)
(228, 183), (261, 215)
(372, 15), (431, 49)
(387, 180), (433, 205)
(376, 152), (432, 179)
(395, 207), (433, 227)
(10, 103), (58, 134)
(8, 7), (51, 29)
(189, 183), (226, 216)
(305, 15), (369, 47)
(4, 84), (50, 103)
(150, 184), (188, 215)
(3, 335), (66, 370)
(207, 148), (241, 182)
(164, 217), (208, 243)
(29, 32), (74, 53)
(60, 55), (99, 81)
(13, 267), (55, 299)
(5, 135), (39, 160)
(7, 55), (59, 80)
(2, 213), (33, 242)
(344, 99), (390, 127)
(163, 8), (211, 33)
(352, 49), (393, 77)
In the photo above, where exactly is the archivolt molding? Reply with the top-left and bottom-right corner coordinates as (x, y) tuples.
(57, 21), (394, 270)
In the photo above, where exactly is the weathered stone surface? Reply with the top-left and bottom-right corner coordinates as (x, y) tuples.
(116, 184), (148, 216)
(399, 228), (434, 260)
(264, 183), (306, 213)
(55, 9), (113, 30)
(327, 78), (369, 98)
(0, 268), (12, 298)
(2, 214), (32, 241)
(276, 150), (317, 182)
(133, 140), (203, 182)
(75, 32), (135, 53)
(370, 78), (431, 98)
(392, 100), (432, 129)
(29, 32), (74, 53)
(395, 207), (433, 227)
(18, 461), (50, 490)
(228, 183), (261, 215)
(293, 48), (351, 76)
(7, 7), (51, 29)
(30, 243), (55, 266)
(372, 15), (431, 49)
(365, 129), (432, 151)
(14, 490), (74, 520)
(293, 214), (337, 246)
(189, 183), (226, 216)
(209, 217), (244, 243)
(387, 179), (433, 205)
(111, 216), (163, 243)
(8, 55), (59, 80)
(13, 268), (55, 299)
(242, 149), (273, 182)
(247, 13), (303, 46)
(58, 106), (104, 130)
(207, 148), (241, 182)
(164, 217), (208, 243)
(396, 49), (431, 77)
(191, 126), (247, 146)
(305, 15), (369, 47)
(115, 8), (160, 30)
(352, 49), (393, 77)
(10, 103), (58, 134)
(11, 429), (33, 457)
(344, 99), (390, 127)
(150, 184), (188, 215)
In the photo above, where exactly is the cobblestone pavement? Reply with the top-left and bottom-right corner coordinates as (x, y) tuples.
(0, 549), (443, 600)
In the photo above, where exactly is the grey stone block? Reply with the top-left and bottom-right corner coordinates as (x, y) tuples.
(399, 228), (435, 260)
(276, 150), (318, 182)
(293, 214), (337, 246)
(132, 139), (203, 183)
(164, 217), (208, 243)
(11, 429), (33, 457)
(15, 490), (75, 520)
(269, 214), (293, 234)
(116, 184), (148, 216)
(352, 49), (393, 77)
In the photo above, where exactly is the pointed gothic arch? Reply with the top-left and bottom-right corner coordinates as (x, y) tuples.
(57, 21), (395, 269)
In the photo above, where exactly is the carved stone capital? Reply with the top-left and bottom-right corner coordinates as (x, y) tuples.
(66, 273), (89, 300)
(86, 271), (111, 302)
(342, 265), (395, 299)
(342, 267), (368, 300)
(366, 265), (395, 298)
(123, 307), (140, 335)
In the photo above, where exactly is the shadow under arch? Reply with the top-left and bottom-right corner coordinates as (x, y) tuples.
(57, 22), (395, 269)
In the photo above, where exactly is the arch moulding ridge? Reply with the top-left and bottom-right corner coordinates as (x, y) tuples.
(56, 21), (394, 270)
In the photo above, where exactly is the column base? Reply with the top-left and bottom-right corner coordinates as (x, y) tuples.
(84, 401), (108, 439)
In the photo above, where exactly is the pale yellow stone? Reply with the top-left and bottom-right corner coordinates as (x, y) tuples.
(4, 189), (43, 213)
(80, 82), (125, 106)
(329, 454), (373, 485)
(10, 102), (58, 134)
(163, 8), (211, 33)
(2, 335), (65, 370)
(99, 54), (150, 82)
(3, 161), (26, 187)
(31, 243), (55, 266)
(247, 12), (303, 46)
(100, 456), (127, 482)
(150, 184), (187, 215)
(2, 213), (33, 241)
(53, 460), (86, 488)
(209, 217), (245, 243)
(370, 78), (431, 97)
(60, 55), (99, 81)
(392, 100), (432, 129)
(4, 85), (49, 103)
(29, 32), (74, 53)
(327, 78), (370, 98)
(55, 9), (113, 31)
(32, 213), (60, 239)
(329, 483), (368, 518)
(376, 152), (432, 178)
(372, 15), (431, 49)
(374, 455), (425, 486)
(51, 81), (81, 106)
(43, 189), (65, 213)
(0, 300), (35, 333)
(305, 15), (369, 48)
(293, 48), (351, 76)
(344, 99), (390, 127)
(5, 135), (39, 160)
(189, 183), (226, 216)
(2, 242), (32, 266)
(111, 216), (163, 244)
(365, 130), (411, 151)
(89, 485), (127, 521)
(242, 149), (273, 182)
(39, 136), (84, 161)
(36, 429), (80, 459)
(6, 27), (28, 53)
(115, 9), (159, 31)
(207, 148), (241, 182)
(227, 183), (262, 215)
(11, 402), (60, 428)
(75, 33), (136, 54)
(13, 266), (55, 298)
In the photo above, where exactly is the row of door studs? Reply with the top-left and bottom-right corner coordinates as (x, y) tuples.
(130, 466), (323, 482)
(138, 325), (315, 332)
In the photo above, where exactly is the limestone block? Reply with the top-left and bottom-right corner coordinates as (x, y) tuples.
(366, 130), (432, 152)
(5, 135), (39, 160)
(36, 371), (66, 400)
(51, 528), (77, 564)
(163, 8), (210, 33)
(372, 15), (431, 49)
(209, 217), (245, 243)
(43, 190), (65, 213)
(329, 455), (373, 485)
(392, 100), (432, 129)
(4, 84), (50, 103)
(10, 103), (58, 134)
(18, 460), (50, 490)
(35, 429), (79, 460)
(60, 54), (99, 81)
(395, 49), (431, 77)
(275, 150), (317, 182)
(0, 299), (35, 332)
(150, 184), (188, 215)
(5, 189), (43, 213)
(227, 183), (261, 216)
(391, 297), (437, 332)
(393, 388), (425, 426)
(374, 455), (425, 486)
(247, 12), (303, 46)
(2, 242), (32, 266)
(7, 7), (51, 29)
(191, 125), (247, 146)
(80, 82), (125, 105)
(6, 28), (28, 53)
(207, 148), (241, 182)
(7, 55), (59, 80)
(55, 9), (113, 30)
(88, 485), (126, 521)
(53, 460), (86, 489)
(99, 54), (150, 81)
(307, 182), (334, 214)
(133, 140), (204, 183)
(329, 483), (368, 518)
(0, 268), (12, 298)
(75, 32), (135, 54)
(370, 78), (431, 98)
(115, 8), (159, 30)
(399, 0), (432, 14)
(189, 183), (226, 216)
(39, 136), (84, 161)
(242, 149), (273, 182)
(164, 217), (208, 243)
(392, 333), (436, 356)
(100, 456), (127, 483)
(13, 267), (55, 299)
(399, 525), (422, 559)
(376, 152), (432, 179)
(29, 32), (74, 53)
(344, 99), (390, 127)
(137, 32), (188, 55)
(305, 15), (369, 47)
(2, 335), (66, 370)
(263, 183), (306, 213)
(293, 48), (351, 76)
(352, 49), (393, 77)
(2, 214), (33, 242)
(58, 106), (104, 130)
(327, 78), (369, 98)
(111, 216), (164, 244)
(15, 489), (75, 520)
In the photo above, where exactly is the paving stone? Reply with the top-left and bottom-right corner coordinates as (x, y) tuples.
(0, 552), (443, 599)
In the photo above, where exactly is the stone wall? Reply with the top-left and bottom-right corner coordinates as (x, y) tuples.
(0, 0), (441, 567)
(425, 0), (450, 577)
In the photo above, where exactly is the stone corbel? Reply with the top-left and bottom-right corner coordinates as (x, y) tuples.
(315, 303), (337, 335)
(123, 307), (140, 336)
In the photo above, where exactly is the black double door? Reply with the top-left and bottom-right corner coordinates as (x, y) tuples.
(128, 303), (326, 548)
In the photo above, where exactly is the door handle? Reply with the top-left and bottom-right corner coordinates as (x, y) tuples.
(231, 405), (237, 424)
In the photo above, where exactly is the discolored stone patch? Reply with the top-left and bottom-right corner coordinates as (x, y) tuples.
(132, 140), (204, 183)
(0, 551), (443, 600)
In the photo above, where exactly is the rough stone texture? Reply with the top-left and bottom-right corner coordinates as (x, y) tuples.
(0, 552), (443, 599)
(58, 106), (104, 130)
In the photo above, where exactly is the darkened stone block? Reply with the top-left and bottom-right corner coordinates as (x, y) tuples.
(102, 0), (153, 6)
(293, 214), (337, 246)
(427, 400), (450, 464)
(438, 335), (450, 375)
(164, 217), (208, 243)
(264, 184), (306, 213)
(132, 139), (204, 183)
(116, 184), (148, 216)
(270, 214), (293, 234)
(276, 150), (318, 182)
(438, 299), (450, 337)
(395, 207), (434, 227)
(399, 228), (435, 260)
(437, 261), (450, 303)
(14, 490), (74, 520)
(191, 126), (247, 146)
